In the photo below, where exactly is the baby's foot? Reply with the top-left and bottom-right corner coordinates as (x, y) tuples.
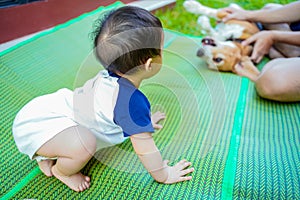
(38, 160), (55, 177)
(51, 165), (91, 192)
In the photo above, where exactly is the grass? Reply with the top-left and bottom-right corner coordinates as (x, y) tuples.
(155, 0), (295, 37)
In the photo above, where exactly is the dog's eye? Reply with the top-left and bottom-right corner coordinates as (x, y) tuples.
(213, 57), (223, 63)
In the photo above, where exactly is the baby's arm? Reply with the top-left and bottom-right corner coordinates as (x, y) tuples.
(130, 132), (194, 184)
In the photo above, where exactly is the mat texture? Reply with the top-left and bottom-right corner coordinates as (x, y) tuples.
(1, 2), (299, 199)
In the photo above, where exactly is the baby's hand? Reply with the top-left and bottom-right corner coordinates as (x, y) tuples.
(151, 111), (166, 129)
(163, 159), (194, 184)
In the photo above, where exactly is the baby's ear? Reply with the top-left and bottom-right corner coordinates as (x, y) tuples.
(144, 58), (153, 71)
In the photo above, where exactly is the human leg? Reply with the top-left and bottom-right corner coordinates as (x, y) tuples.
(36, 125), (96, 192)
(268, 47), (285, 59)
(255, 58), (300, 102)
(261, 4), (300, 58)
(264, 22), (300, 58)
(37, 159), (55, 177)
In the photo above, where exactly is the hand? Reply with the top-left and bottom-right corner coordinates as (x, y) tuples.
(151, 111), (166, 129)
(163, 159), (194, 184)
(221, 6), (250, 22)
(242, 31), (275, 63)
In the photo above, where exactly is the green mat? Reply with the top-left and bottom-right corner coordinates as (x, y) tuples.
(1, 2), (299, 199)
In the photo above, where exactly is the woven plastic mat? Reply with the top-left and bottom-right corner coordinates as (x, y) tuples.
(1, 1), (299, 199)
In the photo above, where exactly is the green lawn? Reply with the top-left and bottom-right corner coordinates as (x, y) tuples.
(155, 0), (294, 37)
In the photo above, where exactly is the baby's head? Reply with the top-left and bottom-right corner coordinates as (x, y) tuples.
(93, 6), (163, 75)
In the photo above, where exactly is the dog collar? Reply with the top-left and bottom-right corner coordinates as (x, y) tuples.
(225, 38), (244, 43)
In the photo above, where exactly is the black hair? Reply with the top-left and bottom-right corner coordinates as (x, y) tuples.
(92, 6), (163, 74)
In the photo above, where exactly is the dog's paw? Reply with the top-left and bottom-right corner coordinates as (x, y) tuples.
(197, 16), (210, 26)
(228, 3), (242, 9)
(183, 0), (202, 14)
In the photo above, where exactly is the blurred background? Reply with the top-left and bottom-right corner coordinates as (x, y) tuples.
(0, 0), (294, 49)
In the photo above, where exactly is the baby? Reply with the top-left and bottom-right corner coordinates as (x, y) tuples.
(13, 6), (194, 192)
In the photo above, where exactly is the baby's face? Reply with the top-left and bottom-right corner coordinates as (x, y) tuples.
(151, 55), (163, 76)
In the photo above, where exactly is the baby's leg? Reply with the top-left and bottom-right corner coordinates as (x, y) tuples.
(36, 125), (96, 192)
(37, 159), (55, 177)
(255, 58), (300, 102)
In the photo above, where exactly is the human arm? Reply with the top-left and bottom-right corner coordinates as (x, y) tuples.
(130, 132), (194, 184)
(222, 1), (300, 23)
(119, 91), (193, 183)
(242, 30), (300, 63)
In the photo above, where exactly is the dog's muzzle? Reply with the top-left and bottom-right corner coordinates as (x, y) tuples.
(197, 48), (205, 57)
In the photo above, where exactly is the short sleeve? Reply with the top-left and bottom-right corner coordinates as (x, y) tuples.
(113, 79), (154, 137)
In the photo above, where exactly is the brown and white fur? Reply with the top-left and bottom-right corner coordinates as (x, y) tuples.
(183, 0), (260, 75)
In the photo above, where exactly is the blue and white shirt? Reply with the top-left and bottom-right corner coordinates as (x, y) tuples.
(73, 69), (155, 149)
(13, 69), (154, 159)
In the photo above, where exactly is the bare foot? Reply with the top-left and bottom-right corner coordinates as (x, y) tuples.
(51, 165), (91, 192)
(38, 160), (55, 177)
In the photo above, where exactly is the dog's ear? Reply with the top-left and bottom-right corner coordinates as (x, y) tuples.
(232, 56), (253, 74)
(233, 56), (260, 81)
(234, 42), (252, 57)
(240, 56), (253, 66)
(241, 45), (253, 56)
(239, 32), (252, 40)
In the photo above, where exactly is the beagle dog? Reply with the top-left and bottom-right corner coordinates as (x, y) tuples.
(184, 0), (260, 74)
